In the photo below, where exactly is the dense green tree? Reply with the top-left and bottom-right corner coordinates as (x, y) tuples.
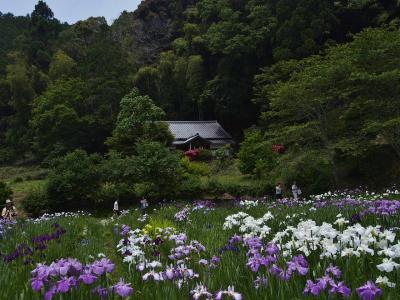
(251, 27), (400, 189)
(107, 88), (173, 154)
(48, 50), (77, 80)
(186, 55), (206, 120)
(4, 52), (35, 156)
(238, 129), (277, 177)
(30, 79), (85, 158)
(132, 141), (182, 199)
(46, 149), (102, 210)
(26, 0), (63, 69)
(133, 67), (161, 105)
(0, 13), (29, 74)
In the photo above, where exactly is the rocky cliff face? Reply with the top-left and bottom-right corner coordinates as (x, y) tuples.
(111, 0), (197, 66)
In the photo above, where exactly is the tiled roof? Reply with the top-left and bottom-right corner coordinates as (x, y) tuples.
(164, 121), (233, 141)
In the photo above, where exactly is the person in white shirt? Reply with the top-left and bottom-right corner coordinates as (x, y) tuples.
(113, 200), (119, 216)
(292, 182), (301, 201)
(2, 199), (17, 221)
(275, 183), (283, 200)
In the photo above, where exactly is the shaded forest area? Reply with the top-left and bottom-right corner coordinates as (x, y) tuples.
(1, 0), (400, 200)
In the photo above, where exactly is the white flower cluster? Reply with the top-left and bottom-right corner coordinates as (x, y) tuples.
(223, 211), (274, 239)
(137, 214), (148, 223)
(28, 211), (91, 224)
(272, 216), (400, 280)
(376, 275), (396, 288)
(117, 227), (177, 267)
(239, 200), (259, 209)
(311, 188), (400, 201)
(117, 228), (147, 266)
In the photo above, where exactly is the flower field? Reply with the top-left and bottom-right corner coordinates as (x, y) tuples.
(1, 189), (400, 300)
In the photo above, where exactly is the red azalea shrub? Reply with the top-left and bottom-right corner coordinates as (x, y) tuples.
(272, 144), (285, 154)
(185, 149), (200, 160)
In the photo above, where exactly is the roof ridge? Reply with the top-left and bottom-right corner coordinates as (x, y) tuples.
(164, 120), (218, 123)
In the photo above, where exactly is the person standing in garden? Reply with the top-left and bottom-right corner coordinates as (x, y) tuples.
(275, 183), (283, 200)
(113, 200), (119, 216)
(292, 182), (301, 201)
(140, 198), (148, 213)
(2, 199), (17, 221)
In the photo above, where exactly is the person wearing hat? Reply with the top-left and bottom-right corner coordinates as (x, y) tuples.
(2, 199), (17, 221)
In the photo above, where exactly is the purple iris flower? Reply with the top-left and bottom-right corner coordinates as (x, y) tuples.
(245, 237), (263, 250)
(99, 258), (115, 273)
(44, 286), (57, 300)
(90, 259), (114, 276)
(113, 278), (134, 297)
(91, 264), (105, 276)
(31, 278), (44, 292)
(329, 281), (351, 298)
(269, 264), (283, 276)
(265, 243), (279, 255)
(211, 256), (220, 265)
(59, 265), (69, 276)
(316, 276), (332, 290)
(247, 254), (262, 272)
(325, 265), (342, 279)
(92, 286), (109, 299)
(79, 270), (98, 285)
(356, 281), (382, 300)
(56, 277), (71, 293)
(287, 255), (309, 276)
(304, 279), (324, 296)
(121, 225), (131, 236)
(68, 259), (83, 274)
(261, 255), (277, 266)
(163, 268), (176, 280)
(229, 235), (242, 245)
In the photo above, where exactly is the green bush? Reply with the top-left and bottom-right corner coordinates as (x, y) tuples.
(0, 181), (12, 203)
(214, 145), (232, 171)
(133, 141), (182, 200)
(195, 149), (213, 161)
(13, 177), (24, 183)
(203, 179), (270, 197)
(238, 130), (278, 177)
(46, 150), (102, 210)
(181, 157), (210, 176)
(21, 186), (49, 217)
(271, 150), (334, 195)
(96, 182), (135, 206)
(179, 177), (204, 199)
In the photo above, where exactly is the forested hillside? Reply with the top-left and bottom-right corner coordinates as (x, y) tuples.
(1, 0), (400, 195)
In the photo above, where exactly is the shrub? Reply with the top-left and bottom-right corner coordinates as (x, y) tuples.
(133, 141), (182, 200)
(195, 149), (213, 161)
(46, 150), (102, 210)
(178, 174), (205, 199)
(181, 157), (210, 176)
(214, 145), (232, 171)
(271, 150), (334, 195)
(203, 179), (272, 197)
(21, 186), (49, 217)
(13, 177), (24, 183)
(96, 182), (135, 206)
(0, 181), (12, 203)
(238, 130), (278, 177)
